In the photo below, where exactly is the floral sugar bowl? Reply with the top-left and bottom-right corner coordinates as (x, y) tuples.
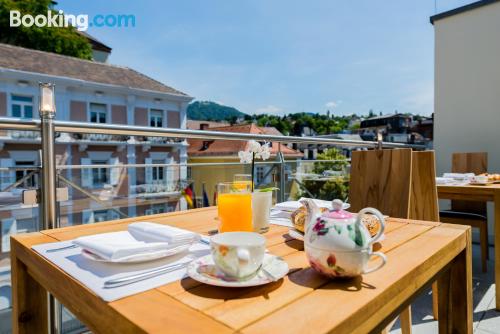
(301, 199), (387, 278)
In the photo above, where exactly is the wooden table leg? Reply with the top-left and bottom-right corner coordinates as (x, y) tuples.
(495, 191), (500, 310)
(437, 230), (472, 334)
(11, 248), (48, 334)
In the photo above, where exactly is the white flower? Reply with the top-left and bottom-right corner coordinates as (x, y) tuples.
(247, 140), (262, 154)
(258, 143), (271, 160)
(238, 150), (253, 164)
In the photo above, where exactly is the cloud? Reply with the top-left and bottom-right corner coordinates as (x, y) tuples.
(325, 100), (342, 109)
(255, 105), (284, 115)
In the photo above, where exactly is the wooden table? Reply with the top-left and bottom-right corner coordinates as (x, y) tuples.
(11, 207), (472, 334)
(437, 183), (500, 310)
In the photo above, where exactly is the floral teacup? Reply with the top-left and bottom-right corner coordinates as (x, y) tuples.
(210, 232), (266, 278)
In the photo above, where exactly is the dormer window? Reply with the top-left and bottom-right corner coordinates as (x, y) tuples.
(150, 109), (163, 127)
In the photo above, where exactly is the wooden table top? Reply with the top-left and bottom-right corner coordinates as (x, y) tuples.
(11, 207), (471, 334)
(437, 183), (500, 201)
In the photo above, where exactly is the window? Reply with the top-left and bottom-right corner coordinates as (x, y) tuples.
(145, 204), (166, 215)
(256, 166), (265, 183)
(11, 95), (33, 119)
(150, 109), (163, 127)
(93, 210), (109, 223)
(89, 103), (107, 123)
(15, 161), (37, 188)
(91, 160), (108, 187)
(152, 159), (165, 181)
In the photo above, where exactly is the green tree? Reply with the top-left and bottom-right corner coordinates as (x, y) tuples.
(298, 148), (349, 201)
(0, 0), (93, 59)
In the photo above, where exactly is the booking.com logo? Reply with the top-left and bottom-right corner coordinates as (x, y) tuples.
(10, 10), (135, 31)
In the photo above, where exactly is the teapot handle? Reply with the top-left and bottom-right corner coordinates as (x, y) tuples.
(357, 207), (385, 244)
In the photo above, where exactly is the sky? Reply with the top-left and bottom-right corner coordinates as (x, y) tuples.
(58, 0), (476, 117)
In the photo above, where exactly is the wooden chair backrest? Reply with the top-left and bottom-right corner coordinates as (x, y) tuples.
(409, 151), (439, 221)
(349, 148), (412, 218)
(451, 152), (488, 214)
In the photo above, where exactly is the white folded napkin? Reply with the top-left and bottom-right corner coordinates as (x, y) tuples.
(128, 222), (200, 246)
(436, 177), (456, 185)
(274, 198), (331, 212)
(273, 197), (349, 212)
(443, 173), (475, 180)
(73, 222), (200, 261)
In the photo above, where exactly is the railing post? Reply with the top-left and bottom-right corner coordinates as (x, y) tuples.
(39, 83), (58, 230)
(277, 144), (285, 202)
(39, 83), (61, 334)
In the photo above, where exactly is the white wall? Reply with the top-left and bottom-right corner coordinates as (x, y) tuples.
(434, 2), (500, 175)
(434, 2), (500, 242)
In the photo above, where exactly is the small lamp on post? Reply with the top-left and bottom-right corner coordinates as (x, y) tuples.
(39, 83), (56, 118)
(376, 129), (383, 150)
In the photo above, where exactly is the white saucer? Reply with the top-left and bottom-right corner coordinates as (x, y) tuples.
(288, 228), (305, 241)
(81, 243), (192, 263)
(187, 253), (289, 287)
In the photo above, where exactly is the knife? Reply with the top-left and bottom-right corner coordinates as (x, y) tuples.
(103, 261), (190, 288)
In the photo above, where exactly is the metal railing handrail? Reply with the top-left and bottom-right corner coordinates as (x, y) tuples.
(0, 117), (425, 149)
(54, 159), (351, 170)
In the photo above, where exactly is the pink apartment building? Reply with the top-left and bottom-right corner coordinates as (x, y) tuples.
(0, 41), (193, 253)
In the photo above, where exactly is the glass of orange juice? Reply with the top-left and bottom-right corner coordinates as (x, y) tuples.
(217, 182), (253, 232)
(233, 174), (252, 191)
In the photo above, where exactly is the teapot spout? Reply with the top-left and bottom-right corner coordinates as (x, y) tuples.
(299, 198), (320, 232)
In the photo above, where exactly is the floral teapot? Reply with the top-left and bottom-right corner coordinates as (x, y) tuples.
(301, 199), (387, 278)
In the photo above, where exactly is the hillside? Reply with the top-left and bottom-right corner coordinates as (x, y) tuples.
(187, 101), (247, 121)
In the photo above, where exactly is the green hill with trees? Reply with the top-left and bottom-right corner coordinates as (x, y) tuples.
(187, 101), (248, 122)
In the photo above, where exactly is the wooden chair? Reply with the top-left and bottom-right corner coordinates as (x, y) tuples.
(350, 148), (413, 334)
(439, 152), (489, 272)
(351, 150), (440, 333)
(409, 151), (440, 322)
(349, 148), (413, 217)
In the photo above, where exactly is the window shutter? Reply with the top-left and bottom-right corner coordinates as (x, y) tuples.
(0, 159), (15, 191)
(1, 218), (16, 252)
(82, 210), (94, 224)
(145, 158), (153, 185)
(109, 157), (120, 186)
(81, 158), (92, 188)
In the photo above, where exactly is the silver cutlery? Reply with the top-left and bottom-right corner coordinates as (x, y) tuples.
(46, 244), (78, 253)
(103, 262), (190, 288)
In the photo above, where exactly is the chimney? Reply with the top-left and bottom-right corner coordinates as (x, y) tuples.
(200, 123), (209, 131)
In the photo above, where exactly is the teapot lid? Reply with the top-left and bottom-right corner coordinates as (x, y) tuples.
(321, 199), (354, 219)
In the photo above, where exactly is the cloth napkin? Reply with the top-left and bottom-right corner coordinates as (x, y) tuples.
(436, 177), (457, 185)
(128, 222), (200, 245)
(73, 222), (200, 261)
(443, 173), (475, 180)
(273, 198), (333, 212)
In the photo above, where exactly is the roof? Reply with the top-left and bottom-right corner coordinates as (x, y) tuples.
(186, 120), (230, 130)
(364, 113), (410, 121)
(430, 0), (500, 24)
(78, 31), (112, 53)
(0, 43), (189, 96)
(188, 123), (303, 158)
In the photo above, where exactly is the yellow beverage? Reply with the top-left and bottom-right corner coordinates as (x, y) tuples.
(233, 180), (252, 191)
(218, 193), (253, 232)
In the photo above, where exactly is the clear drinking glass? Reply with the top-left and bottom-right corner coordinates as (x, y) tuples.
(252, 191), (272, 233)
(217, 182), (253, 232)
(233, 174), (253, 190)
